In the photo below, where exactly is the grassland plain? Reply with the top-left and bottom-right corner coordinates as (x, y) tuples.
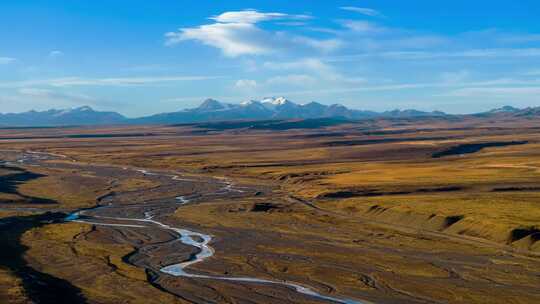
(0, 116), (539, 303)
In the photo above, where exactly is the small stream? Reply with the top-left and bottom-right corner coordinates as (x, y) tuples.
(15, 150), (364, 304)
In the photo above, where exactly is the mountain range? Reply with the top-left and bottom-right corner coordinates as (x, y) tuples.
(0, 97), (536, 127)
(130, 97), (440, 124)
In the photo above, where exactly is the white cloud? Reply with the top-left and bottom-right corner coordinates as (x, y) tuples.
(263, 58), (333, 73)
(165, 10), (339, 57)
(262, 58), (363, 83)
(255, 77), (540, 98)
(235, 79), (257, 89)
(210, 10), (310, 24)
(0, 57), (16, 64)
(49, 50), (64, 58)
(340, 6), (383, 17)
(51, 76), (222, 87)
(497, 33), (540, 44)
(0, 75), (220, 88)
(166, 22), (271, 56)
(290, 36), (343, 53)
(456, 48), (540, 58)
(17, 88), (96, 105)
(19, 87), (91, 99)
(327, 48), (540, 62)
(340, 20), (386, 34)
(440, 86), (540, 97)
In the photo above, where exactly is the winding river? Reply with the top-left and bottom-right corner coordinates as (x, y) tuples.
(18, 151), (364, 304)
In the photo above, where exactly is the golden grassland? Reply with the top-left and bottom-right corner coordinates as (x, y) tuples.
(21, 222), (187, 304)
(0, 157), (185, 303)
(0, 268), (26, 304)
(1, 118), (540, 303)
(2, 121), (539, 250)
(17, 168), (111, 209)
(174, 198), (540, 303)
(236, 143), (540, 251)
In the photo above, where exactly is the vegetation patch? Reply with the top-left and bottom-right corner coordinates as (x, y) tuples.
(432, 141), (528, 158)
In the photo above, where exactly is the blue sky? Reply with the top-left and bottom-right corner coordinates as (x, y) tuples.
(1, 1), (540, 117)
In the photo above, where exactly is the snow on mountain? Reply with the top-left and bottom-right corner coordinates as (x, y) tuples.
(0, 106), (126, 126)
(0, 97), (462, 126)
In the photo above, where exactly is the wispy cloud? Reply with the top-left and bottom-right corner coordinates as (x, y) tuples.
(327, 48), (540, 62)
(339, 20), (387, 34)
(497, 33), (540, 44)
(263, 58), (366, 84)
(210, 10), (310, 24)
(0, 57), (16, 64)
(255, 77), (540, 97)
(234, 79), (257, 89)
(166, 22), (272, 56)
(165, 10), (340, 57)
(289, 36), (343, 53)
(0, 75), (221, 88)
(48, 50), (64, 58)
(18, 87), (94, 103)
(263, 58), (339, 79)
(439, 86), (540, 97)
(340, 6), (383, 18)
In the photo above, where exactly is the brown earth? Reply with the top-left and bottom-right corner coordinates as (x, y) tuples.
(0, 116), (539, 303)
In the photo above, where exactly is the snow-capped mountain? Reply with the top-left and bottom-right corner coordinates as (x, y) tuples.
(0, 106), (126, 126)
(132, 97), (444, 124)
(6, 98), (533, 127)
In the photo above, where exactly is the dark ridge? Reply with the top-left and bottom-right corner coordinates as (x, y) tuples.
(367, 205), (388, 214)
(294, 132), (348, 138)
(0, 164), (58, 205)
(321, 190), (412, 198)
(277, 171), (334, 181)
(323, 136), (454, 147)
(432, 141), (528, 158)
(359, 126), (512, 136)
(443, 215), (464, 228)
(0, 133), (156, 141)
(250, 117), (353, 130)
(0, 126), (71, 130)
(361, 129), (419, 136)
(188, 118), (353, 131)
(0, 212), (87, 304)
(416, 186), (463, 193)
(319, 186), (463, 199)
(508, 227), (540, 243)
(65, 133), (156, 138)
(182, 120), (280, 130)
(492, 186), (540, 192)
(250, 202), (281, 212)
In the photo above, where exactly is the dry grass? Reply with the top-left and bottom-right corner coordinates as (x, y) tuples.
(22, 222), (186, 304)
(1, 119), (540, 303)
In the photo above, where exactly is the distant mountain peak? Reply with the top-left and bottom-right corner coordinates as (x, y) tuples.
(132, 97), (455, 124)
(0, 105), (125, 126)
(272, 97), (290, 105)
(260, 96), (291, 106)
(488, 105), (520, 113)
(0, 96), (462, 126)
(197, 99), (227, 111)
(240, 100), (261, 106)
(76, 105), (94, 112)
